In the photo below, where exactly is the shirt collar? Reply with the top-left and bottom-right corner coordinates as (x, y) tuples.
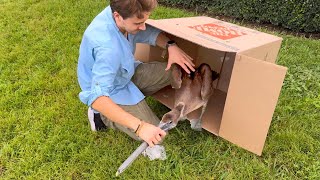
(105, 6), (133, 54)
(105, 6), (124, 34)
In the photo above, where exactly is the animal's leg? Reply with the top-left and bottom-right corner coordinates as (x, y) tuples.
(190, 102), (209, 131)
(187, 108), (202, 131)
(170, 63), (182, 89)
(190, 120), (202, 131)
(199, 64), (215, 101)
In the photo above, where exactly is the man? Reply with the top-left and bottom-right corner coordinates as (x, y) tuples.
(77, 0), (194, 147)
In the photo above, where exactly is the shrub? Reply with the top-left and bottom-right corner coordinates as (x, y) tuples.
(159, 0), (320, 33)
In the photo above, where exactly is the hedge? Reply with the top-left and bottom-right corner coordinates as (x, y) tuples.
(158, 0), (320, 33)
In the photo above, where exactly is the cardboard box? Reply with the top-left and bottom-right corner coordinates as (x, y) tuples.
(134, 16), (287, 156)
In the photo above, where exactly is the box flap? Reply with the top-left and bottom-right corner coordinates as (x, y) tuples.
(147, 16), (282, 53)
(219, 54), (287, 155)
(201, 89), (226, 135)
(239, 39), (282, 63)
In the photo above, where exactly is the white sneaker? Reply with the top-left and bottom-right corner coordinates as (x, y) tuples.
(87, 107), (107, 131)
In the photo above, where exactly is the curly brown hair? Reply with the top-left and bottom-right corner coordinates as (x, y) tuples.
(110, 0), (158, 19)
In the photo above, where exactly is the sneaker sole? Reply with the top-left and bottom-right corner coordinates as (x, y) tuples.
(88, 107), (97, 131)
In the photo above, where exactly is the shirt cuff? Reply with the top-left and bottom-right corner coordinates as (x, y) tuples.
(79, 84), (112, 106)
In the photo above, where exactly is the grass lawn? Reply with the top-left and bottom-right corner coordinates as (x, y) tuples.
(1, 0), (319, 179)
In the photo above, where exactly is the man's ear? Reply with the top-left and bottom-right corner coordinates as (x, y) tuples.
(113, 11), (122, 21)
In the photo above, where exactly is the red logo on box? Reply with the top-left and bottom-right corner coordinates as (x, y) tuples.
(189, 23), (247, 40)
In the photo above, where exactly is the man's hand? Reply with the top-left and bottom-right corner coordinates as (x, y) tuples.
(165, 45), (195, 74)
(137, 122), (166, 147)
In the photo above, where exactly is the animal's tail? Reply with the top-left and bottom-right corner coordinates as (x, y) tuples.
(197, 63), (220, 81)
(212, 70), (219, 81)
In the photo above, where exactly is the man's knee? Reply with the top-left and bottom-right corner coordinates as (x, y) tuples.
(132, 61), (171, 93)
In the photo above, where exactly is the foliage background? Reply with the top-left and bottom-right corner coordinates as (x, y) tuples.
(159, 0), (320, 33)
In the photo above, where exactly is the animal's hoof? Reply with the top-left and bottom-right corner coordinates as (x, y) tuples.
(190, 119), (202, 131)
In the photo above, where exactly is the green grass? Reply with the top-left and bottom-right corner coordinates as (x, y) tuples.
(1, 0), (319, 179)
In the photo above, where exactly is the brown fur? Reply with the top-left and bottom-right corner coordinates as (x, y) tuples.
(161, 63), (219, 130)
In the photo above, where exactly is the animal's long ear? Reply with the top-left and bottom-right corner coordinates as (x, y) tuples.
(199, 64), (214, 100)
(173, 102), (185, 124)
(175, 102), (185, 116)
(170, 63), (182, 89)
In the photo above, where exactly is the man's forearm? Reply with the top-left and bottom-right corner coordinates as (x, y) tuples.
(91, 96), (141, 131)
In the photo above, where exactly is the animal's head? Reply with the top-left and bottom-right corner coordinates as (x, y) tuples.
(160, 102), (185, 127)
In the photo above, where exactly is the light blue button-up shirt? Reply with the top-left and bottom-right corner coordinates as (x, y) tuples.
(77, 6), (161, 106)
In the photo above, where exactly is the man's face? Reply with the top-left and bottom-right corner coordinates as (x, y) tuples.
(114, 12), (151, 34)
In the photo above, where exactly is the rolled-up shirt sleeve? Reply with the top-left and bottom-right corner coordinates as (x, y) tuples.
(79, 46), (120, 106)
(133, 24), (161, 46)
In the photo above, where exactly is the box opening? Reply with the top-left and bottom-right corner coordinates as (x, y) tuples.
(135, 36), (236, 136)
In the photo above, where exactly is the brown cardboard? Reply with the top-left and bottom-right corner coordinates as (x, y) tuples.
(218, 54), (287, 155)
(135, 16), (287, 156)
(147, 17), (282, 53)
